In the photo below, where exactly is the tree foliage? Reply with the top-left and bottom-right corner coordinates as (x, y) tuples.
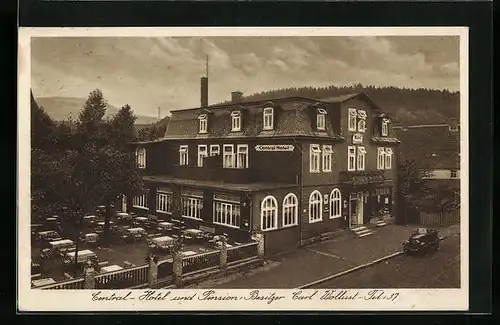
(31, 88), (144, 260)
(220, 84), (459, 125)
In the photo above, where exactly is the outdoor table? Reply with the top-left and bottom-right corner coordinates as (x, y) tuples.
(65, 249), (97, 264)
(135, 217), (148, 222)
(38, 230), (59, 239)
(127, 227), (146, 239)
(46, 217), (57, 222)
(85, 233), (99, 243)
(84, 215), (97, 220)
(150, 236), (175, 251)
(184, 228), (204, 239)
(157, 222), (173, 230)
(181, 251), (197, 256)
(100, 264), (124, 273)
(97, 221), (114, 226)
(32, 278), (56, 287)
(49, 239), (74, 249)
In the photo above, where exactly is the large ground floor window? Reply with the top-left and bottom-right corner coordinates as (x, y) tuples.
(181, 196), (203, 220)
(133, 192), (148, 209)
(156, 189), (173, 214)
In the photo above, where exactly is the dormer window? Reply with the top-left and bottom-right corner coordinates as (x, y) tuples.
(263, 107), (274, 130)
(381, 118), (390, 136)
(357, 110), (367, 133)
(231, 111), (241, 132)
(348, 108), (357, 131)
(316, 108), (327, 131)
(198, 114), (208, 133)
(135, 148), (146, 169)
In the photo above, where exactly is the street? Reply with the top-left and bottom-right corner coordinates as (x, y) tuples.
(310, 235), (460, 288)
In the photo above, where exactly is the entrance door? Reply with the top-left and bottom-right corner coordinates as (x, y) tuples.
(356, 192), (364, 225)
(121, 195), (127, 212)
(349, 192), (364, 227)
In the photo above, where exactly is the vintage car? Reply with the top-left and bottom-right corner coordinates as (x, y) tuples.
(402, 228), (440, 255)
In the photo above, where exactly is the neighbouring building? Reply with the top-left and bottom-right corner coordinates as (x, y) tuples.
(393, 122), (460, 222)
(393, 122), (460, 185)
(125, 78), (400, 255)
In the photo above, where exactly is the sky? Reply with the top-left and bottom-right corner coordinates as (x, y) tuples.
(31, 36), (460, 117)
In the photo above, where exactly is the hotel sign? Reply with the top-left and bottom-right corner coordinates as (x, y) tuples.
(255, 144), (294, 152)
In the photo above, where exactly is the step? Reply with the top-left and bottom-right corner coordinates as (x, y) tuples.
(358, 232), (373, 238)
(351, 226), (368, 232)
(355, 229), (373, 235)
(376, 221), (387, 227)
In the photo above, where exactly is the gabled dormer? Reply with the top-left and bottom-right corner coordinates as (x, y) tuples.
(231, 110), (242, 132)
(316, 107), (327, 131)
(198, 108), (212, 134)
(260, 101), (280, 131)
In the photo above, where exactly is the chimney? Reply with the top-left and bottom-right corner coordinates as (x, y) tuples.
(200, 77), (208, 108)
(231, 91), (243, 103)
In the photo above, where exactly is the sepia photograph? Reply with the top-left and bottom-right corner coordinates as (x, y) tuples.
(18, 27), (468, 311)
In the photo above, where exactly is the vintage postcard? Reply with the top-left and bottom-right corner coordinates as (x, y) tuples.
(18, 27), (468, 311)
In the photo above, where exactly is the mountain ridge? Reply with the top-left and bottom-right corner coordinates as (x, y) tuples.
(35, 96), (160, 125)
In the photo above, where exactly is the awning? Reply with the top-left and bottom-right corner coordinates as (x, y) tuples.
(231, 110), (241, 117)
(317, 108), (327, 115)
(358, 147), (367, 154)
(323, 145), (333, 153)
(385, 148), (393, 155)
(311, 145), (321, 153)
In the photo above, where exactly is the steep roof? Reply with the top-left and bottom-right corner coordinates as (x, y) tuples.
(394, 125), (460, 169)
(163, 97), (344, 140)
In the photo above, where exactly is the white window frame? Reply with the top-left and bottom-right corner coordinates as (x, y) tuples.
(179, 145), (188, 166)
(135, 148), (146, 169)
(385, 147), (393, 170)
(156, 191), (172, 214)
(348, 108), (357, 132)
(377, 147), (386, 170)
(197, 145), (208, 167)
(309, 190), (323, 223)
(231, 111), (242, 132)
(181, 195), (203, 220)
(263, 107), (274, 130)
(322, 145), (333, 172)
(261, 195), (278, 231)
(381, 118), (390, 136)
(310, 144), (321, 173)
(357, 146), (366, 171)
(450, 170), (459, 179)
(357, 110), (367, 133)
(198, 114), (208, 133)
(223, 144), (235, 168)
(236, 144), (249, 169)
(317, 108), (327, 131)
(330, 188), (342, 219)
(347, 146), (356, 171)
(282, 193), (298, 227)
(210, 144), (220, 156)
(213, 198), (241, 228)
(133, 193), (148, 209)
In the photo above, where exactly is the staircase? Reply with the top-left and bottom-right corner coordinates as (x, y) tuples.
(351, 225), (374, 238)
(376, 219), (388, 227)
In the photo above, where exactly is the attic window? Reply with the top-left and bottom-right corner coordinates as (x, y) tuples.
(231, 111), (241, 132)
(263, 107), (274, 130)
(198, 114), (208, 133)
(381, 118), (390, 136)
(316, 108), (327, 131)
(348, 108), (357, 131)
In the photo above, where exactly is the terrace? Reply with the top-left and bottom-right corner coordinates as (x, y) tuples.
(31, 211), (257, 287)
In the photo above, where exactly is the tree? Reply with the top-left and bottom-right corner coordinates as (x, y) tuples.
(109, 104), (137, 148)
(31, 91), (58, 152)
(76, 89), (109, 148)
(397, 159), (428, 225)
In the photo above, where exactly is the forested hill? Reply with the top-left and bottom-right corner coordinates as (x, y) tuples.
(225, 85), (459, 126)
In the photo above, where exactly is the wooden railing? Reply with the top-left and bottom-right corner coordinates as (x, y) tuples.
(182, 250), (220, 274)
(95, 264), (149, 289)
(38, 277), (85, 290)
(227, 242), (259, 263)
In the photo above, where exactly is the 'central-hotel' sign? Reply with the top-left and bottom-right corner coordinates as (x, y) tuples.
(255, 144), (295, 152)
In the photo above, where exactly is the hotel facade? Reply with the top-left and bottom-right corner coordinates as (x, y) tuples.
(126, 79), (400, 255)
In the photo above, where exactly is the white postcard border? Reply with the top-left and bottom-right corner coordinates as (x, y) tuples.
(18, 26), (469, 312)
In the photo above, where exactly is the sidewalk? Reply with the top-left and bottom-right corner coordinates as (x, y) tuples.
(192, 223), (460, 289)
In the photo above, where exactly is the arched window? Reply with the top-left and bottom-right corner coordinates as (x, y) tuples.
(309, 190), (323, 223)
(261, 196), (278, 231)
(282, 193), (298, 227)
(135, 148), (146, 169)
(330, 188), (342, 219)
